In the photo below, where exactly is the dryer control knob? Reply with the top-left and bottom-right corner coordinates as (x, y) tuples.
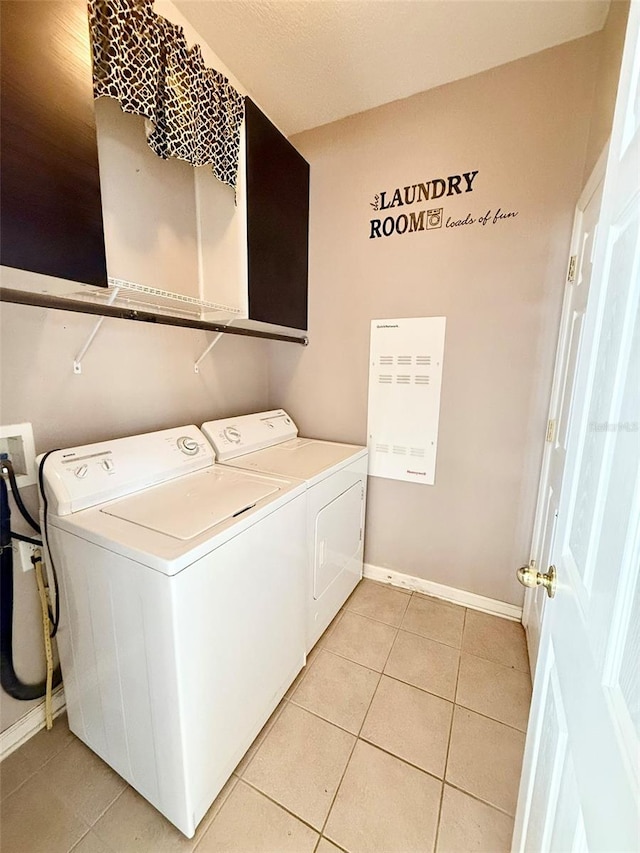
(177, 436), (199, 456)
(74, 464), (88, 479)
(224, 427), (241, 444)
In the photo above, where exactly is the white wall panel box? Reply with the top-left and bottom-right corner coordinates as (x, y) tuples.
(367, 317), (446, 485)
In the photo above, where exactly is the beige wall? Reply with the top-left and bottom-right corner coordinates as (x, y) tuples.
(583, 0), (630, 181)
(269, 34), (603, 607)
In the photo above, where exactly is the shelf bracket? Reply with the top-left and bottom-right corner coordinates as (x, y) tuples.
(194, 332), (224, 373)
(73, 287), (120, 374)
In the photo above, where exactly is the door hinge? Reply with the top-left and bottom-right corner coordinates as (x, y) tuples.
(567, 255), (577, 283)
(546, 419), (557, 443)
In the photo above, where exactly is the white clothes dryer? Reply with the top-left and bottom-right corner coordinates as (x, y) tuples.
(40, 425), (306, 838)
(202, 410), (368, 651)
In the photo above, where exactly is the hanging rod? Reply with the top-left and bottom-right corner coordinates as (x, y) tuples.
(1, 288), (309, 346)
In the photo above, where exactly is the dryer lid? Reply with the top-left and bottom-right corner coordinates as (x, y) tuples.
(100, 469), (278, 540)
(223, 438), (366, 482)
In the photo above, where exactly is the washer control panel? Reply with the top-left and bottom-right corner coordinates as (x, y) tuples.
(40, 425), (214, 516)
(202, 410), (298, 461)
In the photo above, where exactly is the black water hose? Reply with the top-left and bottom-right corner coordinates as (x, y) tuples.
(0, 458), (40, 533)
(0, 461), (62, 700)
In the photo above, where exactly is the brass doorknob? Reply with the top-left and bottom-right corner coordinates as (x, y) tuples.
(517, 563), (557, 598)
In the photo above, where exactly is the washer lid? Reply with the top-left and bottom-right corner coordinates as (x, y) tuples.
(101, 470), (278, 540)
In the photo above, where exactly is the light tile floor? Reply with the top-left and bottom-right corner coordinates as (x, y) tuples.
(0, 580), (531, 852)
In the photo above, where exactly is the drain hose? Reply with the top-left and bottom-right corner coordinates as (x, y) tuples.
(0, 467), (61, 700)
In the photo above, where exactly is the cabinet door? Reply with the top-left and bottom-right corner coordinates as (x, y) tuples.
(245, 98), (309, 330)
(0, 2), (107, 287)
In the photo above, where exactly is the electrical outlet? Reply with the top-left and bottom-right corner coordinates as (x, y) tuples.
(0, 423), (37, 488)
(12, 540), (40, 573)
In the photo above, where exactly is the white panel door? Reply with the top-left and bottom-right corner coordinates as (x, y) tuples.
(513, 5), (640, 850)
(367, 317), (446, 485)
(523, 160), (605, 673)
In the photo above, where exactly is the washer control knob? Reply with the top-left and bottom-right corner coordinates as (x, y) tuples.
(74, 464), (88, 479)
(224, 427), (241, 444)
(101, 459), (114, 472)
(177, 436), (199, 456)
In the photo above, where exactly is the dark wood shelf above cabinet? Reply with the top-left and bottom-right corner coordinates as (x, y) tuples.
(245, 98), (309, 332)
(0, 1), (108, 287)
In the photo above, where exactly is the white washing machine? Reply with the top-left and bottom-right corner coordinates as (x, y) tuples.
(40, 425), (306, 838)
(202, 410), (368, 651)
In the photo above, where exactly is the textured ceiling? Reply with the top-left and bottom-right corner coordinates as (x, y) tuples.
(176, 0), (610, 136)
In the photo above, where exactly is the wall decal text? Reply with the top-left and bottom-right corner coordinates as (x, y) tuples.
(370, 171), (479, 211)
(368, 169), (519, 240)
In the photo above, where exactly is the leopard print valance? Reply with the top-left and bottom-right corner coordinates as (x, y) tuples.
(88, 0), (244, 191)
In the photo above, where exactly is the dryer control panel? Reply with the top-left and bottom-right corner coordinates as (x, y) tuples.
(39, 426), (213, 516)
(202, 410), (298, 461)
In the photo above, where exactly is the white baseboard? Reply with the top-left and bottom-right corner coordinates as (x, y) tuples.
(0, 688), (66, 761)
(364, 563), (523, 622)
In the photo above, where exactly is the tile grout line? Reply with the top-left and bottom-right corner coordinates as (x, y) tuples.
(60, 786), (125, 847)
(235, 598), (382, 809)
(456, 648), (531, 675)
(317, 625), (394, 844)
(341, 592), (472, 653)
(451, 700), (530, 735)
(90, 785), (129, 842)
(192, 775), (240, 849)
(297, 645), (379, 679)
(237, 775), (328, 839)
(315, 645), (390, 675)
(375, 668), (456, 704)
(319, 609), (458, 848)
(453, 640), (531, 734)
(317, 835), (349, 853)
(316, 679), (381, 841)
(289, 695), (370, 738)
(443, 779), (519, 820)
(433, 605), (468, 852)
(285, 645), (322, 701)
(288, 667), (469, 739)
(309, 593), (468, 848)
(310, 644), (529, 734)
(221, 614), (385, 846)
(66, 826), (93, 853)
(344, 584), (412, 628)
(354, 736), (451, 788)
(395, 616), (468, 651)
(233, 694), (291, 779)
(0, 727), (75, 805)
(339, 607), (407, 634)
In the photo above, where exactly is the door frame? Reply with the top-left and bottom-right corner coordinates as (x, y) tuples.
(522, 144), (608, 673)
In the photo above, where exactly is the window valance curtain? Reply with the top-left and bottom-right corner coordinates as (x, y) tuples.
(88, 0), (244, 191)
